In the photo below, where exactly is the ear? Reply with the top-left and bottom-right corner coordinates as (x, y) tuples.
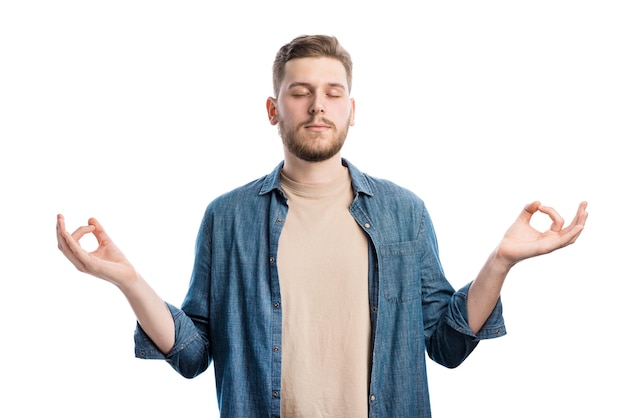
(349, 97), (356, 126)
(266, 97), (279, 126)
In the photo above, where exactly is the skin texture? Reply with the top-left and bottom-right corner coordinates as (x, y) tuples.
(56, 54), (588, 356)
(466, 200), (587, 333)
(56, 215), (175, 353)
(266, 57), (354, 185)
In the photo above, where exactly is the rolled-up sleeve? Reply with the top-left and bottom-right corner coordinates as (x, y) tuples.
(134, 302), (210, 378)
(425, 283), (506, 369)
(445, 282), (507, 341)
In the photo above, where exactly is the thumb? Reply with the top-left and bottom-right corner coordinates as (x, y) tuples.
(88, 217), (113, 245)
(521, 201), (541, 221)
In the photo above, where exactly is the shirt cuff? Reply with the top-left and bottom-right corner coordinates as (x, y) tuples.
(134, 302), (185, 360)
(446, 282), (507, 341)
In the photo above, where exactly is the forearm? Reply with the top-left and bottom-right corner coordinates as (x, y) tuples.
(467, 247), (512, 334)
(118, 275), (175, 355)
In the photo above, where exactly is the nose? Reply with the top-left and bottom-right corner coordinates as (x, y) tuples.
(308, 95), (325, 115)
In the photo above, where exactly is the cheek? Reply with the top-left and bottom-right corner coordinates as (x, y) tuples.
(278, 103), (309, 125)
(334, 100), (353, 115)
(277, 103), (298, 119)
(333, 105), (354, 124)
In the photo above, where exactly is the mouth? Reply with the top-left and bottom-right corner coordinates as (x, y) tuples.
(305, 125), (330, 132)
(302, 119), (333, 131)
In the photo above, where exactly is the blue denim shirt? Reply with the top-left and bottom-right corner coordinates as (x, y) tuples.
(135, 159), (506, 417)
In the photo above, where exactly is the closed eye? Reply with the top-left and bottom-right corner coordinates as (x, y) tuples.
(290, 90), (310, 97)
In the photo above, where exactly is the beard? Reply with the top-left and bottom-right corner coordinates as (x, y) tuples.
(279, 116), (350, 162)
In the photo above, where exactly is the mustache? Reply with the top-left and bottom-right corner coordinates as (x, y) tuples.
(299, 117), (336, 129)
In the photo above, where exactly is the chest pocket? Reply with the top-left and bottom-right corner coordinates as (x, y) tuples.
(380, 240), (422, 303)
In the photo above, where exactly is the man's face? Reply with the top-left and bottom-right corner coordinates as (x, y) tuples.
(267, 57), (355, 162)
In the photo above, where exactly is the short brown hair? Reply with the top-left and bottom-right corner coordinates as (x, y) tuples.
(272, 35), (353, 97)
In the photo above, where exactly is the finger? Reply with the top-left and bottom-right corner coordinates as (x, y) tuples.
(520, 201), (541, 222)
(88, 217), (113, 246)
(559, 201), (589, 238)
(56, 213), (67, 236)
(70, 225), (97, 242)
(57, 214), (87, 270)
(557, 223), (585, 247)
(57, 214), (95, 243)
(537, 204), (565, 232)
(57, 214), (94, 271)
(551, 202), (588, 247)
(573, 201), (589, 227)
(56, 214), (72, 256)
(553, 201), (589, 236)
(56, 214), (81, 254)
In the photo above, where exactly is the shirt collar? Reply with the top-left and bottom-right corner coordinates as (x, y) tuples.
(259, 158), (373, 197)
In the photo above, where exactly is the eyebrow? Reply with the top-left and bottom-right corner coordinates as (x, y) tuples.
(287, 82), (346, 91)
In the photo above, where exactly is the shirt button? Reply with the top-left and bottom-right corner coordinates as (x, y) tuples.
(273, 391), (280, 398)
(269, 256), (275, 263)
(273, 301), (281, 309)
(276, 218), (283, 223)
(371, 306), (377, 313)
(273, 346), (280, 352)
(364, 223), (371, 228)
(370, 395), (376, 402)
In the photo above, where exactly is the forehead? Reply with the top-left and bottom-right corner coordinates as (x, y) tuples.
(281, 57), (348, 88)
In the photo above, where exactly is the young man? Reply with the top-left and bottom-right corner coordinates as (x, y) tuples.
(56, 35), (588, 417)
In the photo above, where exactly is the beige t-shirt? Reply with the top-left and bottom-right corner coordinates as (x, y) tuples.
(278, 168), (371, 418)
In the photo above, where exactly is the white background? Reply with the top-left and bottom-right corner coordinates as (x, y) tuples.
(1, 1), (624, 417)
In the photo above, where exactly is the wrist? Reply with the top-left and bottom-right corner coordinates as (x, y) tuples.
(491, 246), (516, 272)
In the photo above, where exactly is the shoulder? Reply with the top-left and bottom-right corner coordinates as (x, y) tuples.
(344, 159), (424, 208)
(206, 175), (270, 212)
(362, 173), (425, 208)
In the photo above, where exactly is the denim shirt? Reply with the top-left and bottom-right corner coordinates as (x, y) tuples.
(135, 159), (506, 417)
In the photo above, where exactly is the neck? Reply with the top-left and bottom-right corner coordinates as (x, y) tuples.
(282, 152), (344, 185)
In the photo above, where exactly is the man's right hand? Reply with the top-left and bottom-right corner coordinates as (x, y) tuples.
(56, 214), (138, 290)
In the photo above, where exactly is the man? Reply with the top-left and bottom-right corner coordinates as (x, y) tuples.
(56, 35), (588, 417)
